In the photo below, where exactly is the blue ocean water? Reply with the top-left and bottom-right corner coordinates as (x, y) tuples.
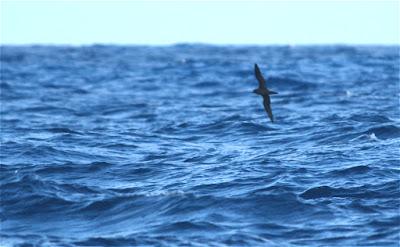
(0, 45), (399, 246)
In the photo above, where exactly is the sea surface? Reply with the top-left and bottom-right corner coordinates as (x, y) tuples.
(1, 45), (399, 246)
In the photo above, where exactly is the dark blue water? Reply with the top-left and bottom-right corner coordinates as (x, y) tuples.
(1, 45), (399, 246)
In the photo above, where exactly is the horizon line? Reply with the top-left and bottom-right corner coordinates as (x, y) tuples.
(1, 42), (399, 47)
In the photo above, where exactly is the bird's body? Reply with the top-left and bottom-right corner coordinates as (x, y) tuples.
(253, 64), (277, 122)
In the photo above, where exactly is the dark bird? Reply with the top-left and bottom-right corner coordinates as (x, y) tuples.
(253, 64), (278, 122)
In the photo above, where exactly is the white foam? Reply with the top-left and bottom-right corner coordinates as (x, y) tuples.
(369, 132), (379, 141)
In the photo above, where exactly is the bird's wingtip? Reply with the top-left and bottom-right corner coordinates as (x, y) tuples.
(254, 63), (260, 72)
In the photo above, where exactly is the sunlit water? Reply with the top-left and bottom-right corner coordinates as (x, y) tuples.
(1, 45), (399, 246)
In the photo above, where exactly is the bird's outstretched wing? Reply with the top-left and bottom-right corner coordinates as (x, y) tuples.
(262, 96), (274, 122)
(255, 64), (266, 89)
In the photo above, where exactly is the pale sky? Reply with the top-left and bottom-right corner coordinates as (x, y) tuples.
(1, 0), (399, 45)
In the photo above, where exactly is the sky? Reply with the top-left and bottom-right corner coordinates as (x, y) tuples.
(0, 0), (399, 45)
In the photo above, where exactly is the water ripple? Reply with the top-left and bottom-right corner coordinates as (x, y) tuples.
(1, 45), (399, 246)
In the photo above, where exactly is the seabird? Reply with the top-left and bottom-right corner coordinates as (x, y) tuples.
(253, 64), (278, 122)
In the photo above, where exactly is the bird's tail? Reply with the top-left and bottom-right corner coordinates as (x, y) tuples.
(269, 91), (278, 95)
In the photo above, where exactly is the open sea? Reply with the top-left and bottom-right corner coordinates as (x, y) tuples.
(1, 45), (399, 246)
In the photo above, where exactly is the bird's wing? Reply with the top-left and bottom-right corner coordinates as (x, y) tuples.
(255, 64), (266, 89)
(262, 96), (274, 122)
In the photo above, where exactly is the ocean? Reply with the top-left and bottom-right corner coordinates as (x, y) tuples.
(1, 45), (399, 246)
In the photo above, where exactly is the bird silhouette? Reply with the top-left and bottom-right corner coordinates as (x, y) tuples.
(253, 64), (278, 122)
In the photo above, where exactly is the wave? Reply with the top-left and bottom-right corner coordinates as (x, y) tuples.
(300, 181), (400, 200)
(348, 114), (394, 123)
(328, 165), (372, 176)
(45, 127), (82, 135)
(363, 125), (400, 140)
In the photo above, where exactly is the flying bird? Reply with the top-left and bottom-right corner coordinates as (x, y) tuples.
(253, 64), (278, 122)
